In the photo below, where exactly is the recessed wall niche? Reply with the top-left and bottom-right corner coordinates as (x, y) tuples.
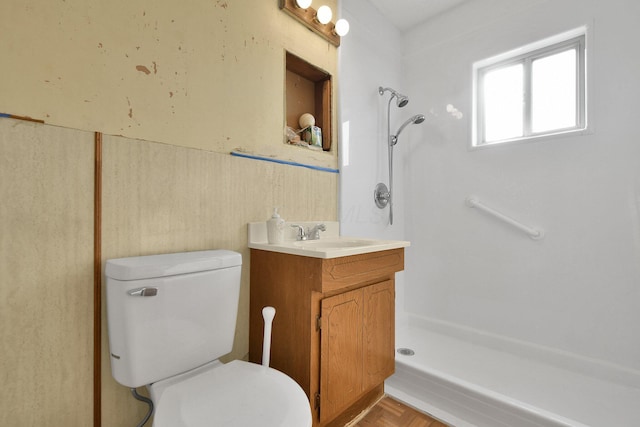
(285, 51), (332, 151)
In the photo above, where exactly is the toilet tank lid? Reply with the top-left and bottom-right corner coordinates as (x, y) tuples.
(105, 250), (241, 281)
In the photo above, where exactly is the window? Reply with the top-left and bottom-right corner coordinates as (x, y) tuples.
(473, 28), (587, 147)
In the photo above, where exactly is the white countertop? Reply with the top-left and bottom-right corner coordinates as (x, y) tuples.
(248, 221), (410, 259)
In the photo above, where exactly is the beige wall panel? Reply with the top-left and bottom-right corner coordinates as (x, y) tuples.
(0, 118), (94, 426)
(101, 134), (337, 426)
(0, 0), (338, 169)
(1, 0), (341, 424)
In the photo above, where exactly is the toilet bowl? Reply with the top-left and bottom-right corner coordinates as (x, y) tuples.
(105, 250), (311, 427)
(151, 360), (311, 427)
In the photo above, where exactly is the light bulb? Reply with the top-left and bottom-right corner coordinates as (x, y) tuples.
(316, 5), (332, 25)
(334, 18), (349, 36)
(295, 0), (312, 8)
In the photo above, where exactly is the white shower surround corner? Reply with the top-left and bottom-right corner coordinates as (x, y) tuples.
(339, 0), (640, 425)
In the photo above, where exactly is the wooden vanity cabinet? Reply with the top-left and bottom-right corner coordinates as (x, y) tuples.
(249, 248), (404, 426)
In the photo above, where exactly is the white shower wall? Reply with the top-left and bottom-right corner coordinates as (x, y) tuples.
(338, 0), (410, 323)
(340, 0), (640, 373)
(338, 0), (404, 238)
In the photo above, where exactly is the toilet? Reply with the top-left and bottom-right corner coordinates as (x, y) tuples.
(105, 249), (312, 427)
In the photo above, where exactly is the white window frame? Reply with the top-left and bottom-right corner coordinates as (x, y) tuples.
(472, 27), (588, 148)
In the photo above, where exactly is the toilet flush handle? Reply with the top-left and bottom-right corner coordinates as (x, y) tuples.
(127, 287), (158, 297)
(262, 306), (276, 367)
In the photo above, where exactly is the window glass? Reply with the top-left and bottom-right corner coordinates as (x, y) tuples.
(531, 49), (577, 133)
(483, 63), (524, 143)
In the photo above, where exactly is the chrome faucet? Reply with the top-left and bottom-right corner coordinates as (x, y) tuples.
(291, 223), (326, 241)
(307, 224), (326, 240)
(290, 224), (307, 241)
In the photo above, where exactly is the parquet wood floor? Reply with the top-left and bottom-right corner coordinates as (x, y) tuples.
(352, 396), (449, 427)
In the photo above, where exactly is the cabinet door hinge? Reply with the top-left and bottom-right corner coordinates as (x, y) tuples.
(314, 392), (321, 411)
(316, 314), (322, 331)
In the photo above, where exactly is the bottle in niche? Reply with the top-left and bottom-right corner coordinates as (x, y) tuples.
(266, 208), (285, 244)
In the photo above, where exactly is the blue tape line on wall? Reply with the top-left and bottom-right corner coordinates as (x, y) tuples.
(230, 151), (339, 173)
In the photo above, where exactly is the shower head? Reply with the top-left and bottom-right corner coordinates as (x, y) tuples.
(391, 114), (425, 145)
(396, 95), (409, 108)
(378, 86), (409, 107)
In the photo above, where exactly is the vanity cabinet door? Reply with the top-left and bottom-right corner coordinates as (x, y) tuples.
(320, 287), (364, 423)
(363, 279), (395, 391)
(319, 279), (395, 424)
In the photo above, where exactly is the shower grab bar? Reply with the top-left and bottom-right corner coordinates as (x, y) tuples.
(465, 196), (544, 240)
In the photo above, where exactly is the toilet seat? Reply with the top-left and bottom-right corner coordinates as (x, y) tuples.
(152, 360), (312, 427)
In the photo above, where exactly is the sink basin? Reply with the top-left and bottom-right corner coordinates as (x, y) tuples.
(293, 239), (376, 249)
(248, 221), (410, 259)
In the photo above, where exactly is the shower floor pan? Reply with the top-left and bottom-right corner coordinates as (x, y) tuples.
(386, 316), (640, 427)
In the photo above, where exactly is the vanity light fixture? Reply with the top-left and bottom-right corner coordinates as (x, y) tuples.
(334, 18), (350, 36)
(315, 5), (332, 24)
(295, 0), (312, 8)
(279, 0), (349, 47)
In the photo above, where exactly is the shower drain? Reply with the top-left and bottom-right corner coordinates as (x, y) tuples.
(397, 348), (415, 356)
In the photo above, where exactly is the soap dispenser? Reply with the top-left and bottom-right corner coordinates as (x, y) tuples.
(266, 208), (285, 244)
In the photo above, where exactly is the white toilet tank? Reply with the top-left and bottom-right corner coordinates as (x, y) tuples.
(105, 250), (242, 388)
